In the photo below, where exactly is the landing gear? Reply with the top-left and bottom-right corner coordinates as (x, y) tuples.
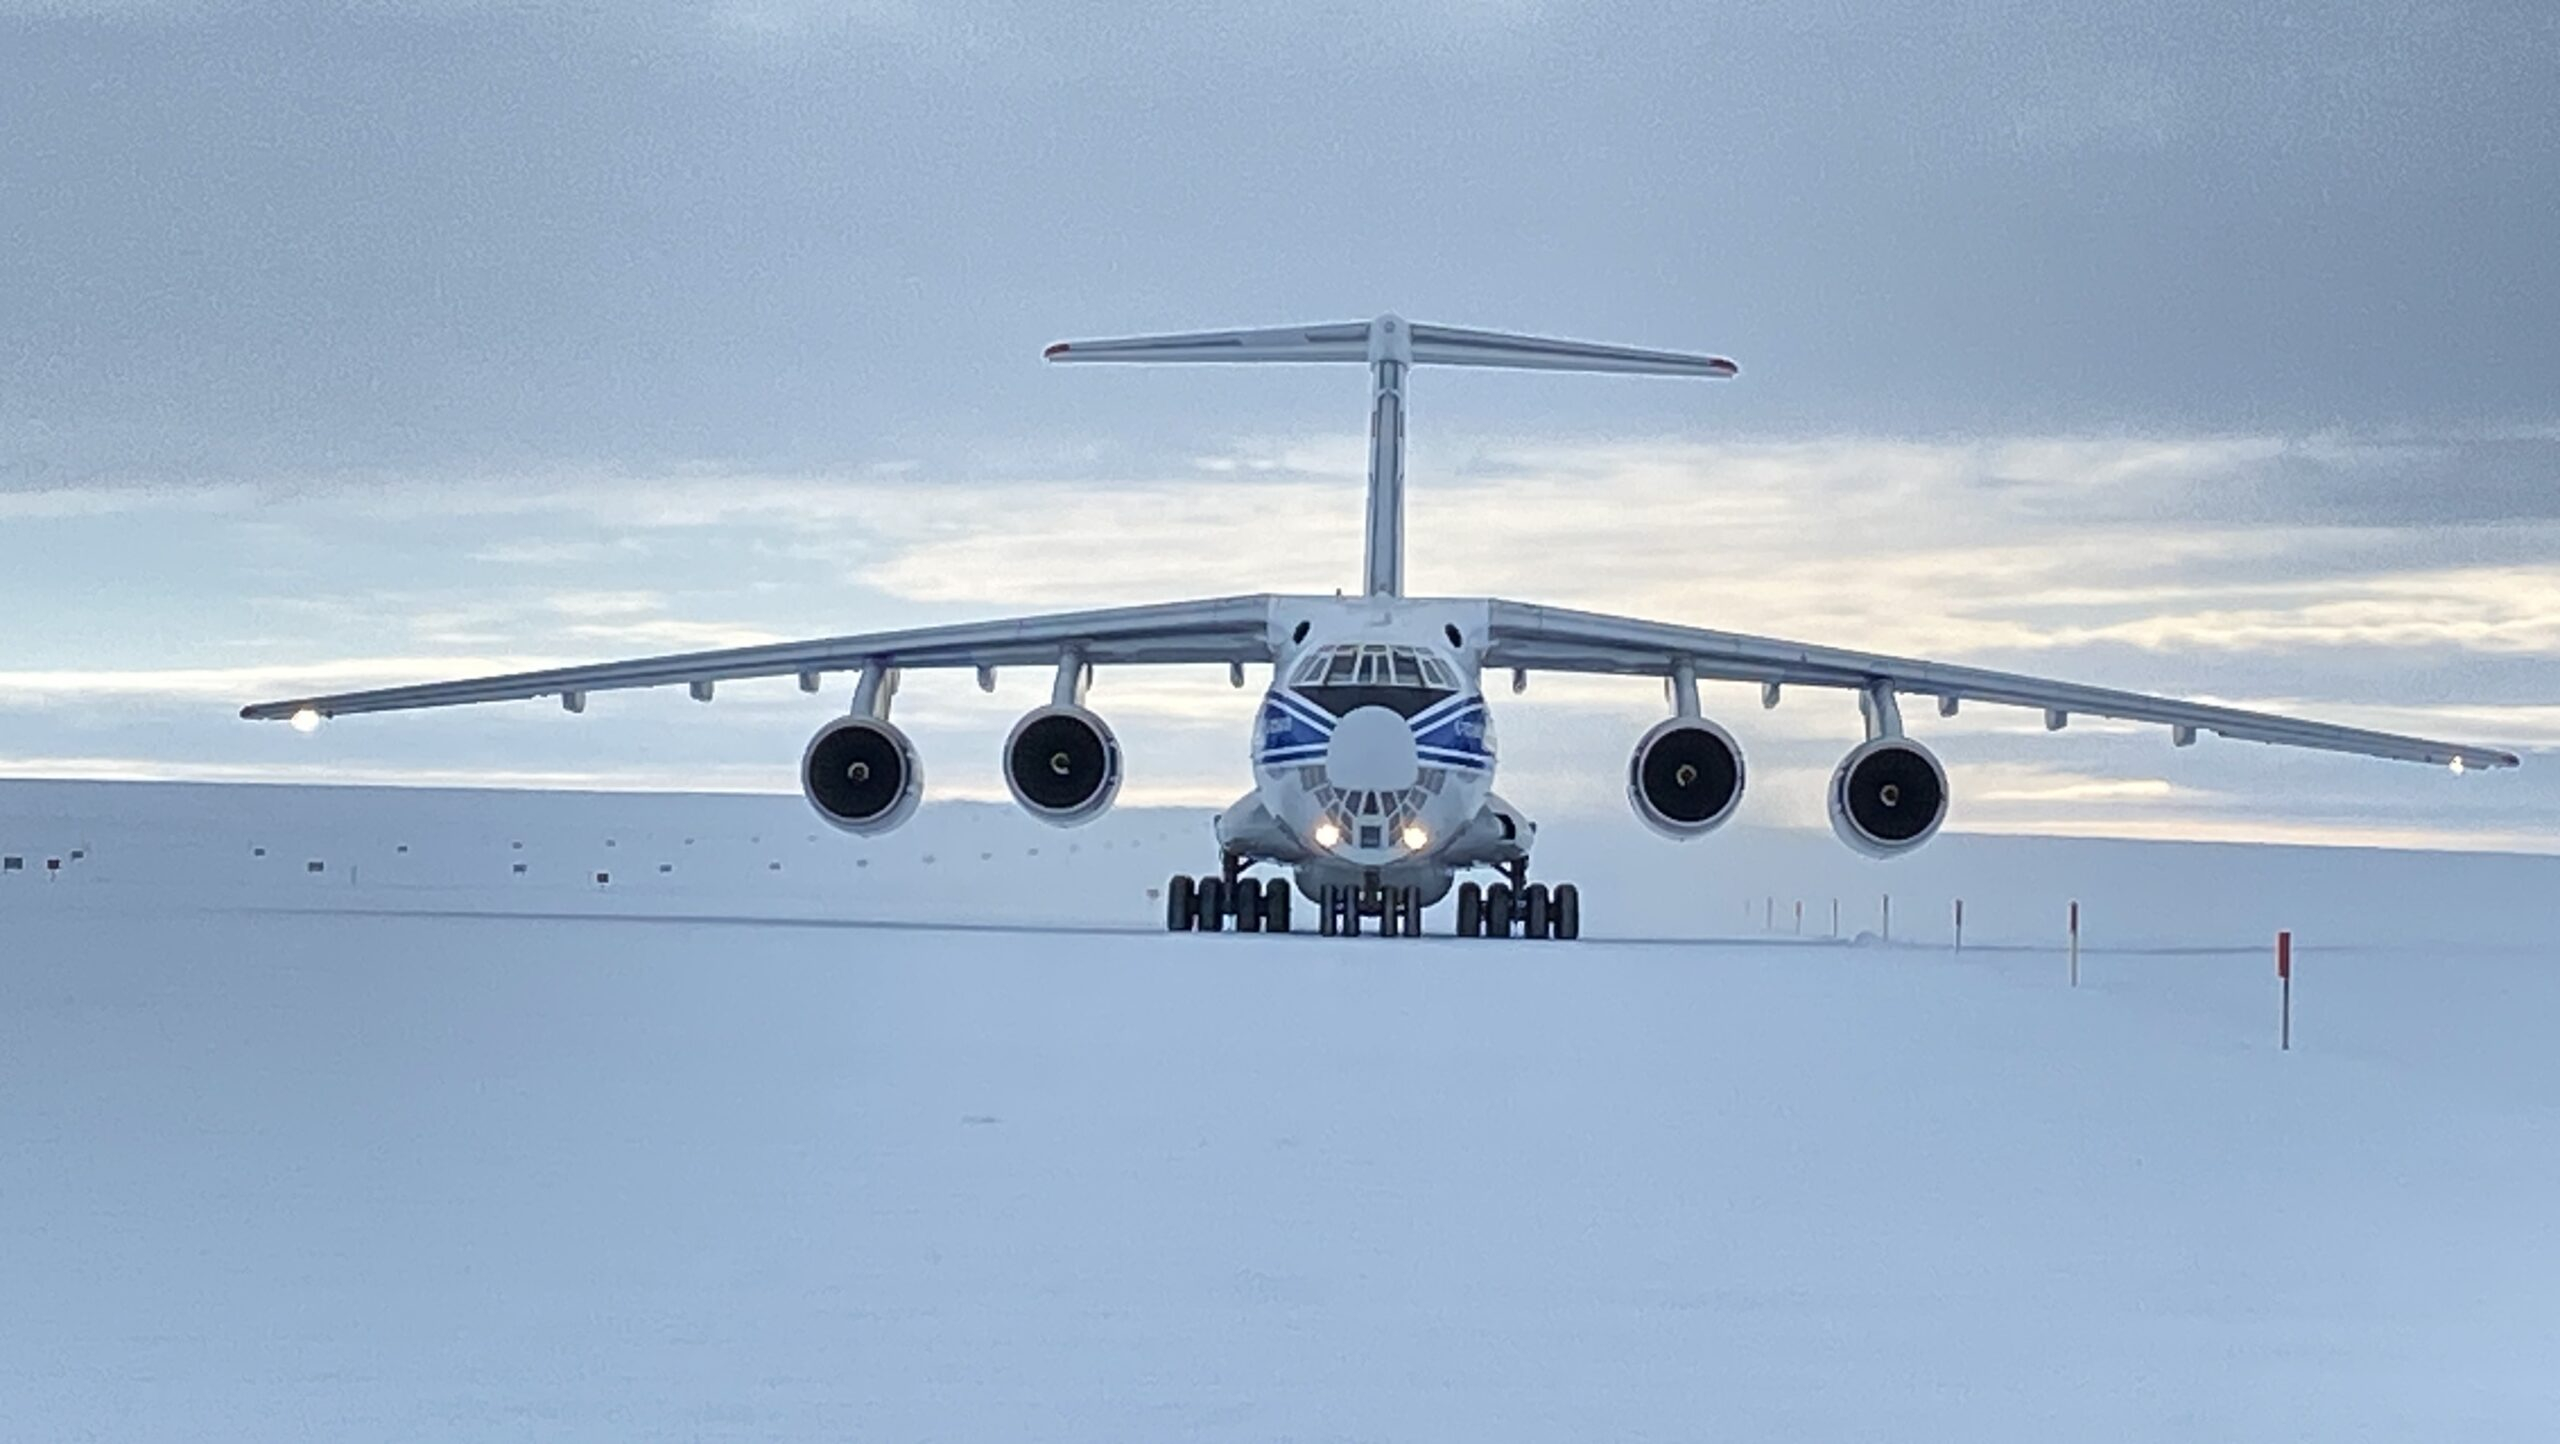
(1319, 884), (1359, 937)
(1313, 883), (1426, 937)
(1454, 869), (1582, 940)
(1165, 869), (1291, 933)
(1168, 869), (1571, 941)
(1389, 888), (1424, 938)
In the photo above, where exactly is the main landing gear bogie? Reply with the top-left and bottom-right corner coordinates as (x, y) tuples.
(1453, 877), (1581, 941)
(1165, 870), (1293, 934)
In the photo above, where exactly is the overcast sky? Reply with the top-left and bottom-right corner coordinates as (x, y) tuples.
(4, 0), (2556, 851)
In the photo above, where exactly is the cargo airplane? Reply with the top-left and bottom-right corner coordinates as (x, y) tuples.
(246, 316), (2520, 939)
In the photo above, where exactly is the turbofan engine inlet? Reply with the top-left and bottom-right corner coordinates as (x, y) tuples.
(1827, 736), (1949, 857)
(801, 715), (925, 835)
(1627, 717), (1746, 838)
(1004, 704), (1123, 825)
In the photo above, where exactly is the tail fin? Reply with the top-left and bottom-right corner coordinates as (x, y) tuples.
(1044, 315), (1737, 595)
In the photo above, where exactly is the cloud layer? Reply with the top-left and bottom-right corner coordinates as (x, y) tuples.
(3, 430), (2551, 850)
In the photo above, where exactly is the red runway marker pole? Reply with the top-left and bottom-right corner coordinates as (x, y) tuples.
(1954, 898), (1964, 954)
(2278, 930), (2292, 1051)
(2068, 900), (2080, 987)
(1882, 893), (1892, 943)
(1794, 900), (1803, 935)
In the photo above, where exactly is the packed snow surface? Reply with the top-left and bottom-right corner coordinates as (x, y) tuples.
(4, 781), (2557, 1439)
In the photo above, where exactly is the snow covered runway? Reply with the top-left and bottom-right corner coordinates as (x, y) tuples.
(4, 783), (2558, 1438)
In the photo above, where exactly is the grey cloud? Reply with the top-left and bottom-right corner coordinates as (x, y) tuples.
(5, 0), (2557, 485)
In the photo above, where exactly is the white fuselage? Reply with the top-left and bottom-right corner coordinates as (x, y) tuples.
(1229, 597), (1517, 897)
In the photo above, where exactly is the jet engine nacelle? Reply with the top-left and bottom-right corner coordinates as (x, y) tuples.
(801, 714), (924, 835)
(1004, 704), (1124, 826)
(1828, 737), (1949, 858)
(1628, 717), (1746, 838)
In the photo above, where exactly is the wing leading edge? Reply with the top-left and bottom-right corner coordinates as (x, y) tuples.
(241, 595), (1280, 721)
(1482, 600), (2522, 771)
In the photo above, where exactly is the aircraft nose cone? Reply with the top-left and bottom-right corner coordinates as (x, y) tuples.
(1325, 706), (1419, 791)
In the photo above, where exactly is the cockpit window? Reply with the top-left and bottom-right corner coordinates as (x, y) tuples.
(1289, 643), (1461, 718)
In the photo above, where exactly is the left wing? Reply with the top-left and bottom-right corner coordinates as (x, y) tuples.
(1481, 600), (2521, 770)
(242, 595), (1279, 721)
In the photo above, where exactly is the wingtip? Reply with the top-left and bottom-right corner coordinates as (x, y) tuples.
(1042, 341), (1069, 361)
(1708, 357), (1740, 378)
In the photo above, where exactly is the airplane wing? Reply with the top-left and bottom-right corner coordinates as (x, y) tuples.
(1480, 600), (2522, 770)
(241, 595), (1280, 721)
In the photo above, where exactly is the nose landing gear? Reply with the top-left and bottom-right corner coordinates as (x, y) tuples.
(1314, 883), (1426, 937)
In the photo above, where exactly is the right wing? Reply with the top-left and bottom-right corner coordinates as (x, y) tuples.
(241, 595), (1280, 721)
(1482, 599), (2523, 771)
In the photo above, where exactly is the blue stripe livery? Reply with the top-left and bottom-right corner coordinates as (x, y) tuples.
(1255, 688), (1494, 774)
(1412, 699), (1492, 762)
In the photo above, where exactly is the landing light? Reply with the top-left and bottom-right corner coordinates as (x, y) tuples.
(289, 709), (323, 734)
(2450, 756), (2467, 775)
(1313, 820), (1344, 848)
(1399, 823), (1430, 851)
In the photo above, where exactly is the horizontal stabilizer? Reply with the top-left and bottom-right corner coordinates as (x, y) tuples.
(1406, 322), (1736, 378)
(1043, 321), (1373, 365)
(1045, 314), (1737, 378)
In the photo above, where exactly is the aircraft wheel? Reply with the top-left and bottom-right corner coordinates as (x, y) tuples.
(1552, 882), (1581, 941)
(1339, 887), (1364, 938)
(1197, 877), (1227, 933)
(1265, 882), (1293, 934)
(1318, 886), (1339, 937)
(1235, 877), (1265, 933)
(1455, 881), (1482, 938)
(1524, 883), (1551, 941)
(1166, 874), (1196, 932)
(1484, 883), (1514, 939)
(1404, 890), (1426, 937)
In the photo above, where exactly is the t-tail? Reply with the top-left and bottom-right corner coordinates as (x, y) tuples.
(1044, 315), (1738, 597)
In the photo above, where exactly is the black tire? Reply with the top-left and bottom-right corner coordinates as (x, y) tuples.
(1339, 887), (1363, 938)
(1455, 881), (1482, 938)
(1318, 885), (1339, 937)
(1552, 882), (1581, 941)
(1485, 883), (1514, 939)
(1198, 877), (1227, 933)
(1235, 877), (1264, 933)
(1524, 883), (1551, 941)
(1265, 882), (1293, 934)
(1405, 890), (1425, 937)
(1372, 889), (1398, 940)
(1166, 874), (1196, 932)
